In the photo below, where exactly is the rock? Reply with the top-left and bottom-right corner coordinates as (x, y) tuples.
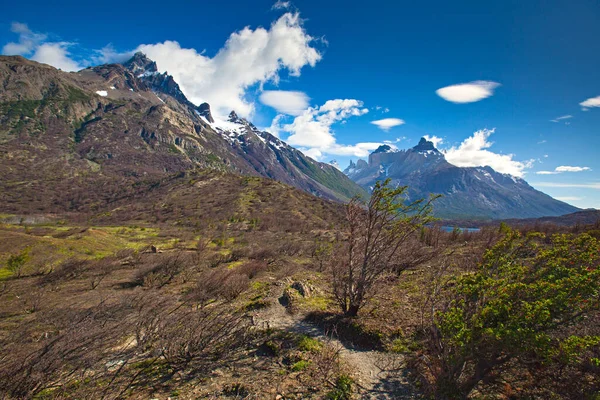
(291, 281), (313, 297)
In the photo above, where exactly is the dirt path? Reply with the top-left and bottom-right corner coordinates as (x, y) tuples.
(253, 287), (418, 399)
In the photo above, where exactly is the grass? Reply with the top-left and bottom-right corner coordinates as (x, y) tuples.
(291, 360), (310, 371)
(297, 335), (323, 352)
(0, 224), (175, 275)
(0, 268), (13, 281)
(301, 295), (331, 311)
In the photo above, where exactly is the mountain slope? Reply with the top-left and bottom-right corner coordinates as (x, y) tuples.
(0, 54), (365, 214)
(344, 138), (579, 219)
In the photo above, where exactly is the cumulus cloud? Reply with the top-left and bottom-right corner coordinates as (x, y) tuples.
(443, 128), (533, 177)
(580, 95), (600, 110)
(370, 118), (405, 131)
(423, 135), (443, 147)
(31, 42), (81, 71)
(536, 166), (591, 175)
(138, 12), (321, 118)
(271, 99), (383, 159)
(436, 81), (500, 103)
(550, 115), (572, 123)
(259, 90), (310, 115)
(284, 99), (368, 148)
(2, 22), (82, 71)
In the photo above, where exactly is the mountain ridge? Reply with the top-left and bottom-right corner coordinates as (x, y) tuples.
(344, 138), (579, 219)
(0, 53), (366, 215)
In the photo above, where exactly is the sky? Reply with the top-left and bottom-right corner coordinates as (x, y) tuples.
(2, 0), (600, 209)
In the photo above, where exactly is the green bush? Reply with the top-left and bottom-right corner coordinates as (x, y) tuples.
(297, 335), (322, 352)
(326, 374), (353, 400)
(432, 230), (600, 396)
(291, 360), (310, 371)
(6, 248), (29, 278)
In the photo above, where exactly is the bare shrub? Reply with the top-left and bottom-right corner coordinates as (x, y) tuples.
(135, 252), (194, 288)
(154, 307), (249, 369)
(38, 258), (90, 287)
(331, 179), (438, 316)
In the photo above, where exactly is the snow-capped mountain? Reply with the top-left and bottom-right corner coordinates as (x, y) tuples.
(344, 138), (579, 219)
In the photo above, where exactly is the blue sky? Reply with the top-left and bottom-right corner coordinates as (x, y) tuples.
(2, 0), (600, 209)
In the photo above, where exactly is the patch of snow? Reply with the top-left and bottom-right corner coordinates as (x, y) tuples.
(137, 71), (160, 78)
(129, 88), (134, 92)
(256, 133), (267, 144)
(95, 90), (108, 97)
(211, 117), (246, 136)
(384, 164), (391, 176)
(269, 140), (283, 150)
(110, 86), (116, 90)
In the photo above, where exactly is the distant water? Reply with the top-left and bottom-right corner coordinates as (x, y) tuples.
(440, 226), (481, 233)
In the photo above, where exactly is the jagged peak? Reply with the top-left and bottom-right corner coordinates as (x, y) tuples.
(372, 144), (399, 154)
(197, 102), (214, 123)
(228, 110), (241, 123)
(412, 137), (439, 153)
(123, 52), (158, 74)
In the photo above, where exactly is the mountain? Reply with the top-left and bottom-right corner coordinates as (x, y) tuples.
(0, 54), (365, 215)
(344, 138), (579, 219)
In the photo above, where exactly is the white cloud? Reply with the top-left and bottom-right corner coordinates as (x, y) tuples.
(531, 182), (600, 189)
(272, 0), (291, 9)
(554, 196), (583, 202)
(259, 90), (310, 115)
(550, 115), (572, 123)
(556, 166), (591, 172)
(284, 99), (368, 148)
(383, 137), (404, 145)
(436, 81), (500, 103)
(272, 99), (382, 159)
(370, 118), (405, 131)
(536, 165), (591, 175)
(89, 44), (133, 65)
(137, 12), (321, 118)
(443, 128), (532, 177)
(264, 114), (285, 138)
(2, 22), (46, 55)
(580, 96), (600, 110)
(423, 135), (443, 147)
(31, 42), (81, 71)
(2, 22), (82, 71)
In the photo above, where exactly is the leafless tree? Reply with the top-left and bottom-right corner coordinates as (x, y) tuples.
(331, 179), (439, 316)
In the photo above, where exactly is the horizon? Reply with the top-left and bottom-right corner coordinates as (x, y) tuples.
(2, 0), (599, 209)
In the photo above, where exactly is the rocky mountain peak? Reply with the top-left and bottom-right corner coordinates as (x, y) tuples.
(372, 144), (397, 154)
(412, 137), (437, 152)
(228, 110), (242, 123)
(123, 52), (157, 75)
(197, 102), (214, 123)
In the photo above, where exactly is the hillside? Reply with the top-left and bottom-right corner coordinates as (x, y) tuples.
(0, 54), (366, 214)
